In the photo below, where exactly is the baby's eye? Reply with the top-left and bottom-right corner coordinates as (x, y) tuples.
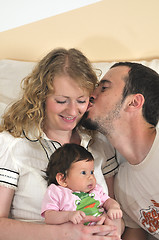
(81, 171), (86, 175)
(90, 170), (94, 175)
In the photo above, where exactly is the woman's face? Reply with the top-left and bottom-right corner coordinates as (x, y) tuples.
(44, 75), (90, 132)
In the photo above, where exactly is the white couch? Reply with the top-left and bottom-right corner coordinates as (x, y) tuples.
(1, 58), (159, 121)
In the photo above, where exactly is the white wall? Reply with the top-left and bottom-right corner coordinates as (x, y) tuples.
(0, 0), (101, 32)
(0, 0), (159, 62)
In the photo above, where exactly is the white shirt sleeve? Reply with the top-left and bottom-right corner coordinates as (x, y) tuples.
(0, 131), (19, 189)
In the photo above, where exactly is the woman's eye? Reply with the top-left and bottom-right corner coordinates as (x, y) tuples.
(56, 100), (66, 104)
(81, 171), (86, 175)
(77, 100), (86, 104)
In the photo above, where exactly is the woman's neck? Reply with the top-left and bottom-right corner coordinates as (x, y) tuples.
(44, 128), (81, 145)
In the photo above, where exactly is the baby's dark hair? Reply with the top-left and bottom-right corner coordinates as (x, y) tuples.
(45, 143), (94, 186)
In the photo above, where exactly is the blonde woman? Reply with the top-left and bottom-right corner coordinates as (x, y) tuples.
(0, 48), (119, 240)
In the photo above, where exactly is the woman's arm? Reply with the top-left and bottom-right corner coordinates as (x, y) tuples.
(0, 217), (120, 240)
(0, 186), (54, 240)
(0, 185), (14, 217)
(0, 186), (120, 240)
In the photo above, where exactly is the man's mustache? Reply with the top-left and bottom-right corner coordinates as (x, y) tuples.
(79, 111), (98, 131)
(79, 111), (89, 126)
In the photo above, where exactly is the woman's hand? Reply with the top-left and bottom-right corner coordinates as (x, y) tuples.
(70, 215), (120, 240)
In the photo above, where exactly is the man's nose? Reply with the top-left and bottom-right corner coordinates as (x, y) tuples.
(89, 96), (94, 103)
(90, 86), (99, 101)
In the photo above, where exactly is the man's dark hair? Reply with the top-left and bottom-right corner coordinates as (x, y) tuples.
(111, 62), (159, 126)
(45, 143), (94, 186)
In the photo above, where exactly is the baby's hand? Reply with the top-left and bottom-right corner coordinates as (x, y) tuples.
(107, 208), (123, 220)
(68, 211), (86, 224)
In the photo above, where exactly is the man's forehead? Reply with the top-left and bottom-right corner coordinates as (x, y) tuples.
(102, 65), (130, 81)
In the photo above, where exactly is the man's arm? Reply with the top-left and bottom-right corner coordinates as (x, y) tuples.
(122, 227), (148, 240)
(105, 175), (115, 199)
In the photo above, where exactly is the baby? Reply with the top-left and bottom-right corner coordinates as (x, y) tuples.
(41, 143), (122, 236)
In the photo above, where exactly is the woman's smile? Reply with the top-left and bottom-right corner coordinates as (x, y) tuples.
(60, 115), (77, 123)
(44, 75), (89, 133)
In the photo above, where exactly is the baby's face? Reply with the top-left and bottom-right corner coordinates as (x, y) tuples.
(65, 160), (96, 192)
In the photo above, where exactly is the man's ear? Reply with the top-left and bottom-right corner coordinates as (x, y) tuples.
(126, 94), (145, 111)
(56, 173), (67, 187)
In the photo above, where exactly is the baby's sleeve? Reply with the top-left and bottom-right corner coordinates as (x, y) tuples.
(41, 184), (61, 217)
(94, 184), (110, 205)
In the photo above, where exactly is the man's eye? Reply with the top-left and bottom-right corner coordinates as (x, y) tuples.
(81, 171), (86, 175)
(101, 86), (107, 92)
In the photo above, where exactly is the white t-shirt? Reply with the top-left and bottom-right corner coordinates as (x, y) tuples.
(0, 130), (118, 222)
(114, 128), (159, 239)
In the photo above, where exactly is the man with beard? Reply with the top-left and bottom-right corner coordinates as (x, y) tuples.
(82, 62), (159, 240)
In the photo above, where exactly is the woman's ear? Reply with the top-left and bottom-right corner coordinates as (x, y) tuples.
(56, 173), (67, 187)
(126, 94), (145, 111)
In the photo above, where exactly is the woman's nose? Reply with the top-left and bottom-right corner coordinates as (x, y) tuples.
(67, 102), (78, 115)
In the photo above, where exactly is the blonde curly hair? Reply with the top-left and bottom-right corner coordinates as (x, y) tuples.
(0, 48), (98, 139)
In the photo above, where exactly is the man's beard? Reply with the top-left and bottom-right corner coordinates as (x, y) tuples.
(81, 100), (123, 137)
(81, 112), (99, 130)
